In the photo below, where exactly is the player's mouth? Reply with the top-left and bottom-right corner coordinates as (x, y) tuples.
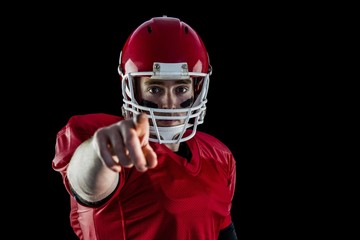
(156, 119), (182, 127)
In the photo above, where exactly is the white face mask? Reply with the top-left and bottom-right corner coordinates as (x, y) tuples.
(119, 62), (210, 144)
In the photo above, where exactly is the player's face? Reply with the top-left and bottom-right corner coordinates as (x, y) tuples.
(137, 77), (194, 127)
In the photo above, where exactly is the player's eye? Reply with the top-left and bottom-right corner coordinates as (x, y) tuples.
(148, 86), (162, 94)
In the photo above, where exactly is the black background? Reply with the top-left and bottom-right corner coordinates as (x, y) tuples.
(7, 3), (323, 239)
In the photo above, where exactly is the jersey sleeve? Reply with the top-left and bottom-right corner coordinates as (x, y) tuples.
(220, 150), (237, 230)
(51, 113), (122, 194)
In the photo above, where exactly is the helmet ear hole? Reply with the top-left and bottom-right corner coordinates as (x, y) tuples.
(184, 26), (189, 34)
(147, 26), (152, 33)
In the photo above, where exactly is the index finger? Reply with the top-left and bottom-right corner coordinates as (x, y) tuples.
(120, 116), (149, 172)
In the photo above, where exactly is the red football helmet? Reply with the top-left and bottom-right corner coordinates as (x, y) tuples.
(118, 16), (212, 143)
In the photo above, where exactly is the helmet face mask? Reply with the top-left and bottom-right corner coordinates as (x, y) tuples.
(118, 16), (212, 144)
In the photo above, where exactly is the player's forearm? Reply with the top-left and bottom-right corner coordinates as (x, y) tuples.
(67, 138), (119, 203)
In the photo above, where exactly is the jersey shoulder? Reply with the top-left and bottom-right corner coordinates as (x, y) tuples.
(193, 131), (235, 166)
(52, 113), (123, 170)
(194, 131), (232, 153)
(193, 130), (236, 177)
(66, 113), (123, 137)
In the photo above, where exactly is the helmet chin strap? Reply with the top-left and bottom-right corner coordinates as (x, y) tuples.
(141, 98), (194, 144)
(149, 123), (192, 144)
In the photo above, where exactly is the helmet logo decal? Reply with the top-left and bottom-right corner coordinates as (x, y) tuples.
(125, 59), (138, 73)
(193, 60), (202, 72)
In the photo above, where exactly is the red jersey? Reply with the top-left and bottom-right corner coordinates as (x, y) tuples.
(52, 113), (237, 240)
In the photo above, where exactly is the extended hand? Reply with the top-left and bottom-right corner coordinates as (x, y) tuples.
(92, 113), (158, 172)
